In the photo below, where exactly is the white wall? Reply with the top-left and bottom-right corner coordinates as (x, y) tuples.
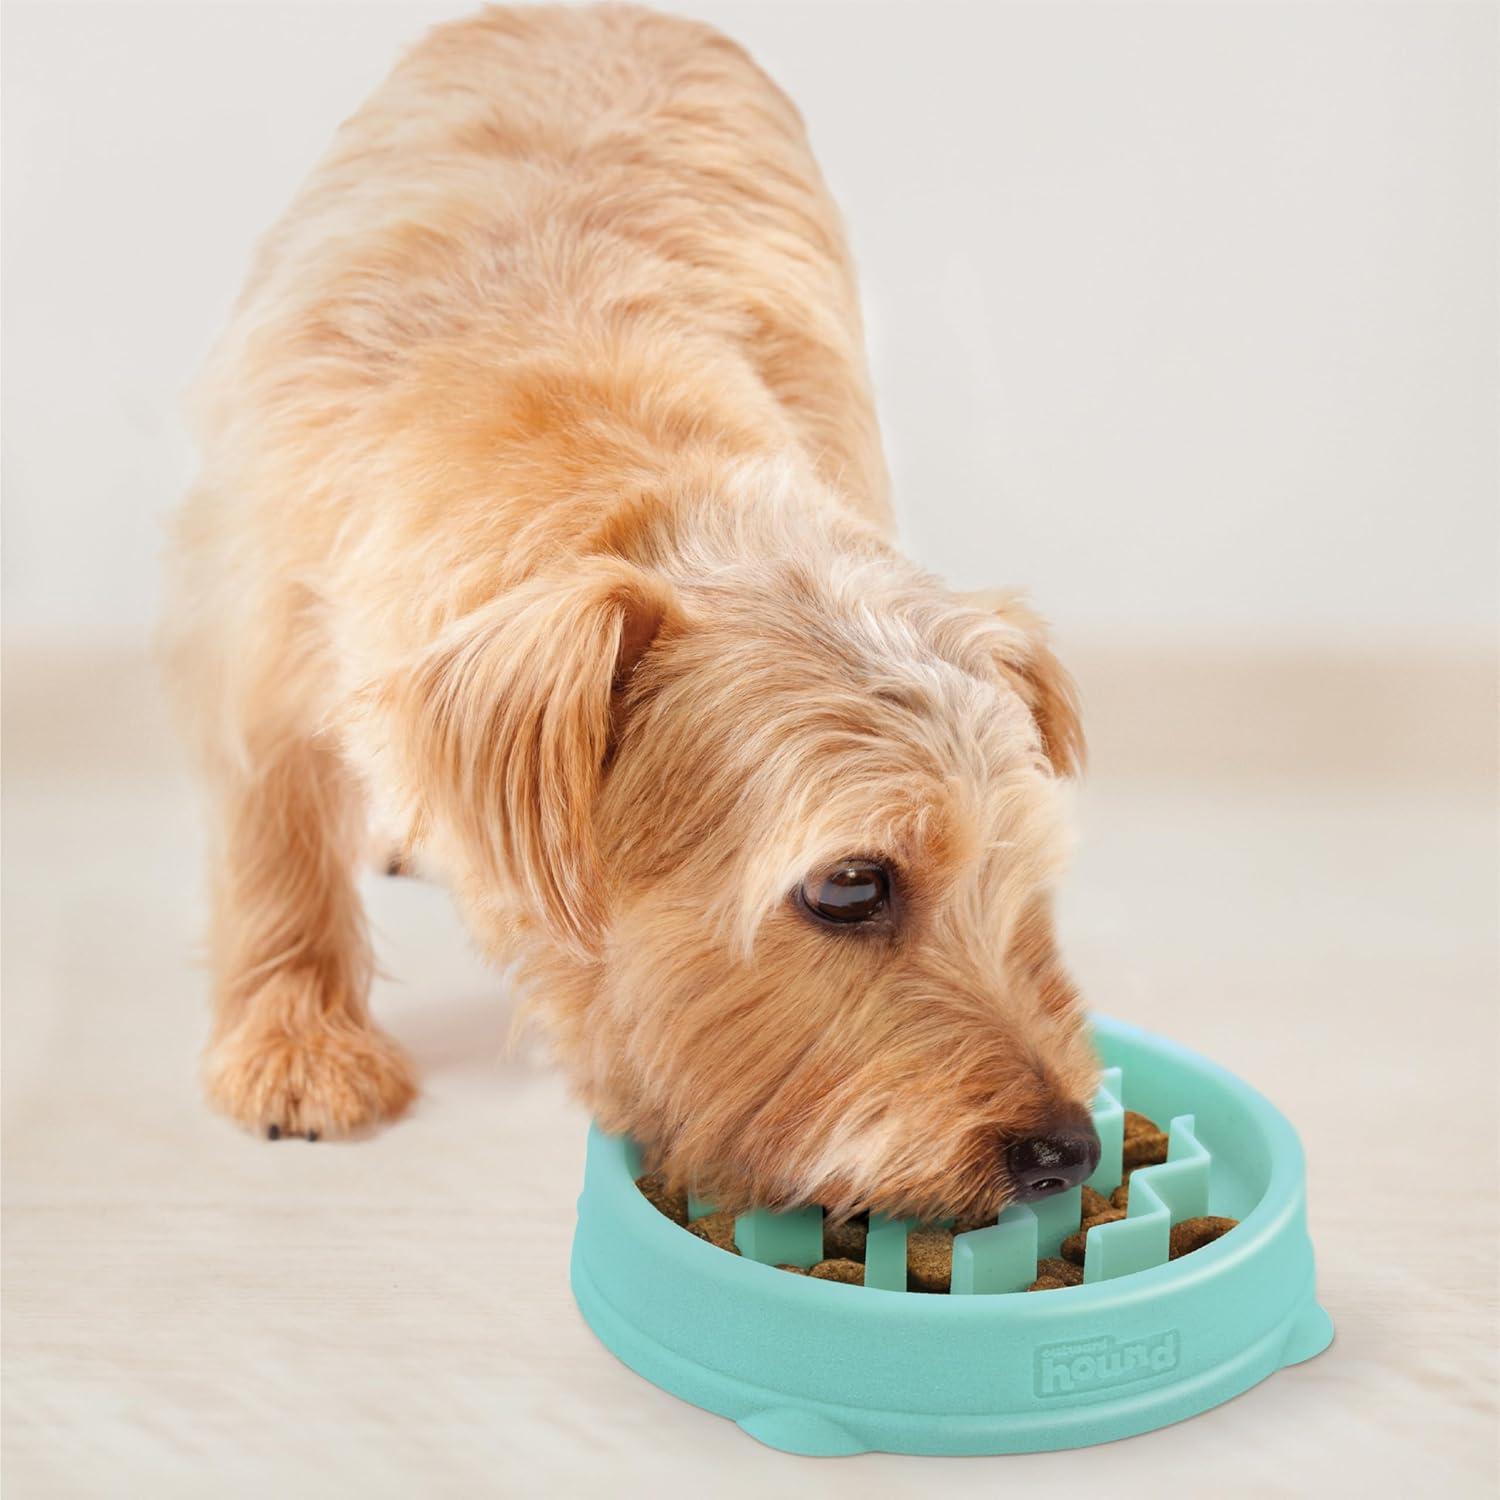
(4, 0), (1495, 650)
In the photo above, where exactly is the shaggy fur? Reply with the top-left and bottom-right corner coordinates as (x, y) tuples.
(164, 3), (1097, 1221)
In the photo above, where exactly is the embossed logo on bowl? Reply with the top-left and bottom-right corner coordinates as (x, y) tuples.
(1035, 1330), (1180, 1398)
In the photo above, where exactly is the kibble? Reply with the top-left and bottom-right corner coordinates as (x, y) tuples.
(822, 1215), (868, 1261)
(1080, 1185), (1111, 1220)
(1035, 1256), (1084, 1286)
(906, 1227), (954, 1293)
(951, 1212), (996, 1235)
(809, 1257), (865, 1284)
(1060, 1207), (1126, 1265)
(1109, 1183), (1131, 1213)
(776, 1263), (810, 1275)
(1122, 1130), (1170, 1173)
(1119, 1109), (1169, 1175)
(1028, 1275), (1072, 1292)
(634, 1172), (688, 1227)
(1169, 1216), (1238, 1259)
(686, 1211), (739, 1253)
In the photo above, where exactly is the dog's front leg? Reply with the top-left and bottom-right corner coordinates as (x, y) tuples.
(201, 730), (416, 1139)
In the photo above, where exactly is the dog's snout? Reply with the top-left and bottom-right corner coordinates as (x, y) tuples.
(1005, 1123), (1101, 1202)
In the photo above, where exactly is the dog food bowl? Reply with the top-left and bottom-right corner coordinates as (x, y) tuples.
(570, 1014), (1333, 1456)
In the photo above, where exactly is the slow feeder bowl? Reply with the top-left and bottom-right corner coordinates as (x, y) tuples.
(570, 1014), (1333, 1456)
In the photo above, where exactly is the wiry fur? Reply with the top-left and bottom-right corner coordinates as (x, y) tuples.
(163, 4), (1097, 1216)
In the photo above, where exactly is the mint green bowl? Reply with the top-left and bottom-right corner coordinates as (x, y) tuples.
(570, 1014), (1333, 1456)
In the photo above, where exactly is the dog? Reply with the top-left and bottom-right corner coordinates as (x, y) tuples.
(164, 3), (1099, 1223)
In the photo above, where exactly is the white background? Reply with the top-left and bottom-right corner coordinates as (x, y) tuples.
(4, 0), (1495, 651)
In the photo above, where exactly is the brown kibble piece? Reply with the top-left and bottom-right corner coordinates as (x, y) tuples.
(809, 1257), (865, 1284)
(1028, 1275), (1075, 1292)
(1124, 1110), (1161, 1140)
(1060, 1208), (1127, 1265)
(1080, 1186), (1110, 1220)
(1122, 1130), (1170, 1172)
(1169, 1216), (1238, 1259)
(1035, 1256), (1084, 1286)
(1109, 1183), (1130, 1213)
(906, 1227), (954, 1293)
(776, 1263), (810, 1275)
(822, 1216), (868, 1261)
(635, 1172), (688, 1227)
(686, 1211), (739, 1253)
(951, 1212), (995, 1236)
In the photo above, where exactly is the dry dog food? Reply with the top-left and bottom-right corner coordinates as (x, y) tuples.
(1169, 1216), (1238, 1259)
(636, 1106), (1238, 1293)
(1059, 1208), (1127, 1265)
(686, 1210), (739, 1253)
(1028, 1256), (1085, 1291)
(822, 1215), (868, 1261)
(808, 1257), (864, 1283)
(950, 1213), (994, 1235)
(906, 1227), (954, 1293)
(1121, 1109), (1170, 1173)
(636, 1171), (688, 1226)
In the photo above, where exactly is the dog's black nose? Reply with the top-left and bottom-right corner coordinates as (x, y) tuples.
(1006, 1124), (1101, 1202)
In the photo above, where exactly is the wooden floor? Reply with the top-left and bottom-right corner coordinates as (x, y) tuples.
(4, 646), (1495, 1497)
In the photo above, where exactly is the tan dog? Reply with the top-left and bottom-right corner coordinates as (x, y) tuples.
(164, 4), (1099, 1222)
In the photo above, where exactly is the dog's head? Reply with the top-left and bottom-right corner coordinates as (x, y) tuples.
(398, 517), (1097, 1222)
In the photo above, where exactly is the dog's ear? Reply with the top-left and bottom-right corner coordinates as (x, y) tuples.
(397, 558), (680, 955)
(959, 590), (1085, 777)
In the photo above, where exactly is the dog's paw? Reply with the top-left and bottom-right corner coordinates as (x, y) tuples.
(204, 992), (417, 1140)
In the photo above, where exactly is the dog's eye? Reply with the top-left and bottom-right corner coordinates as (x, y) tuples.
(800, 861), (891, 925)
